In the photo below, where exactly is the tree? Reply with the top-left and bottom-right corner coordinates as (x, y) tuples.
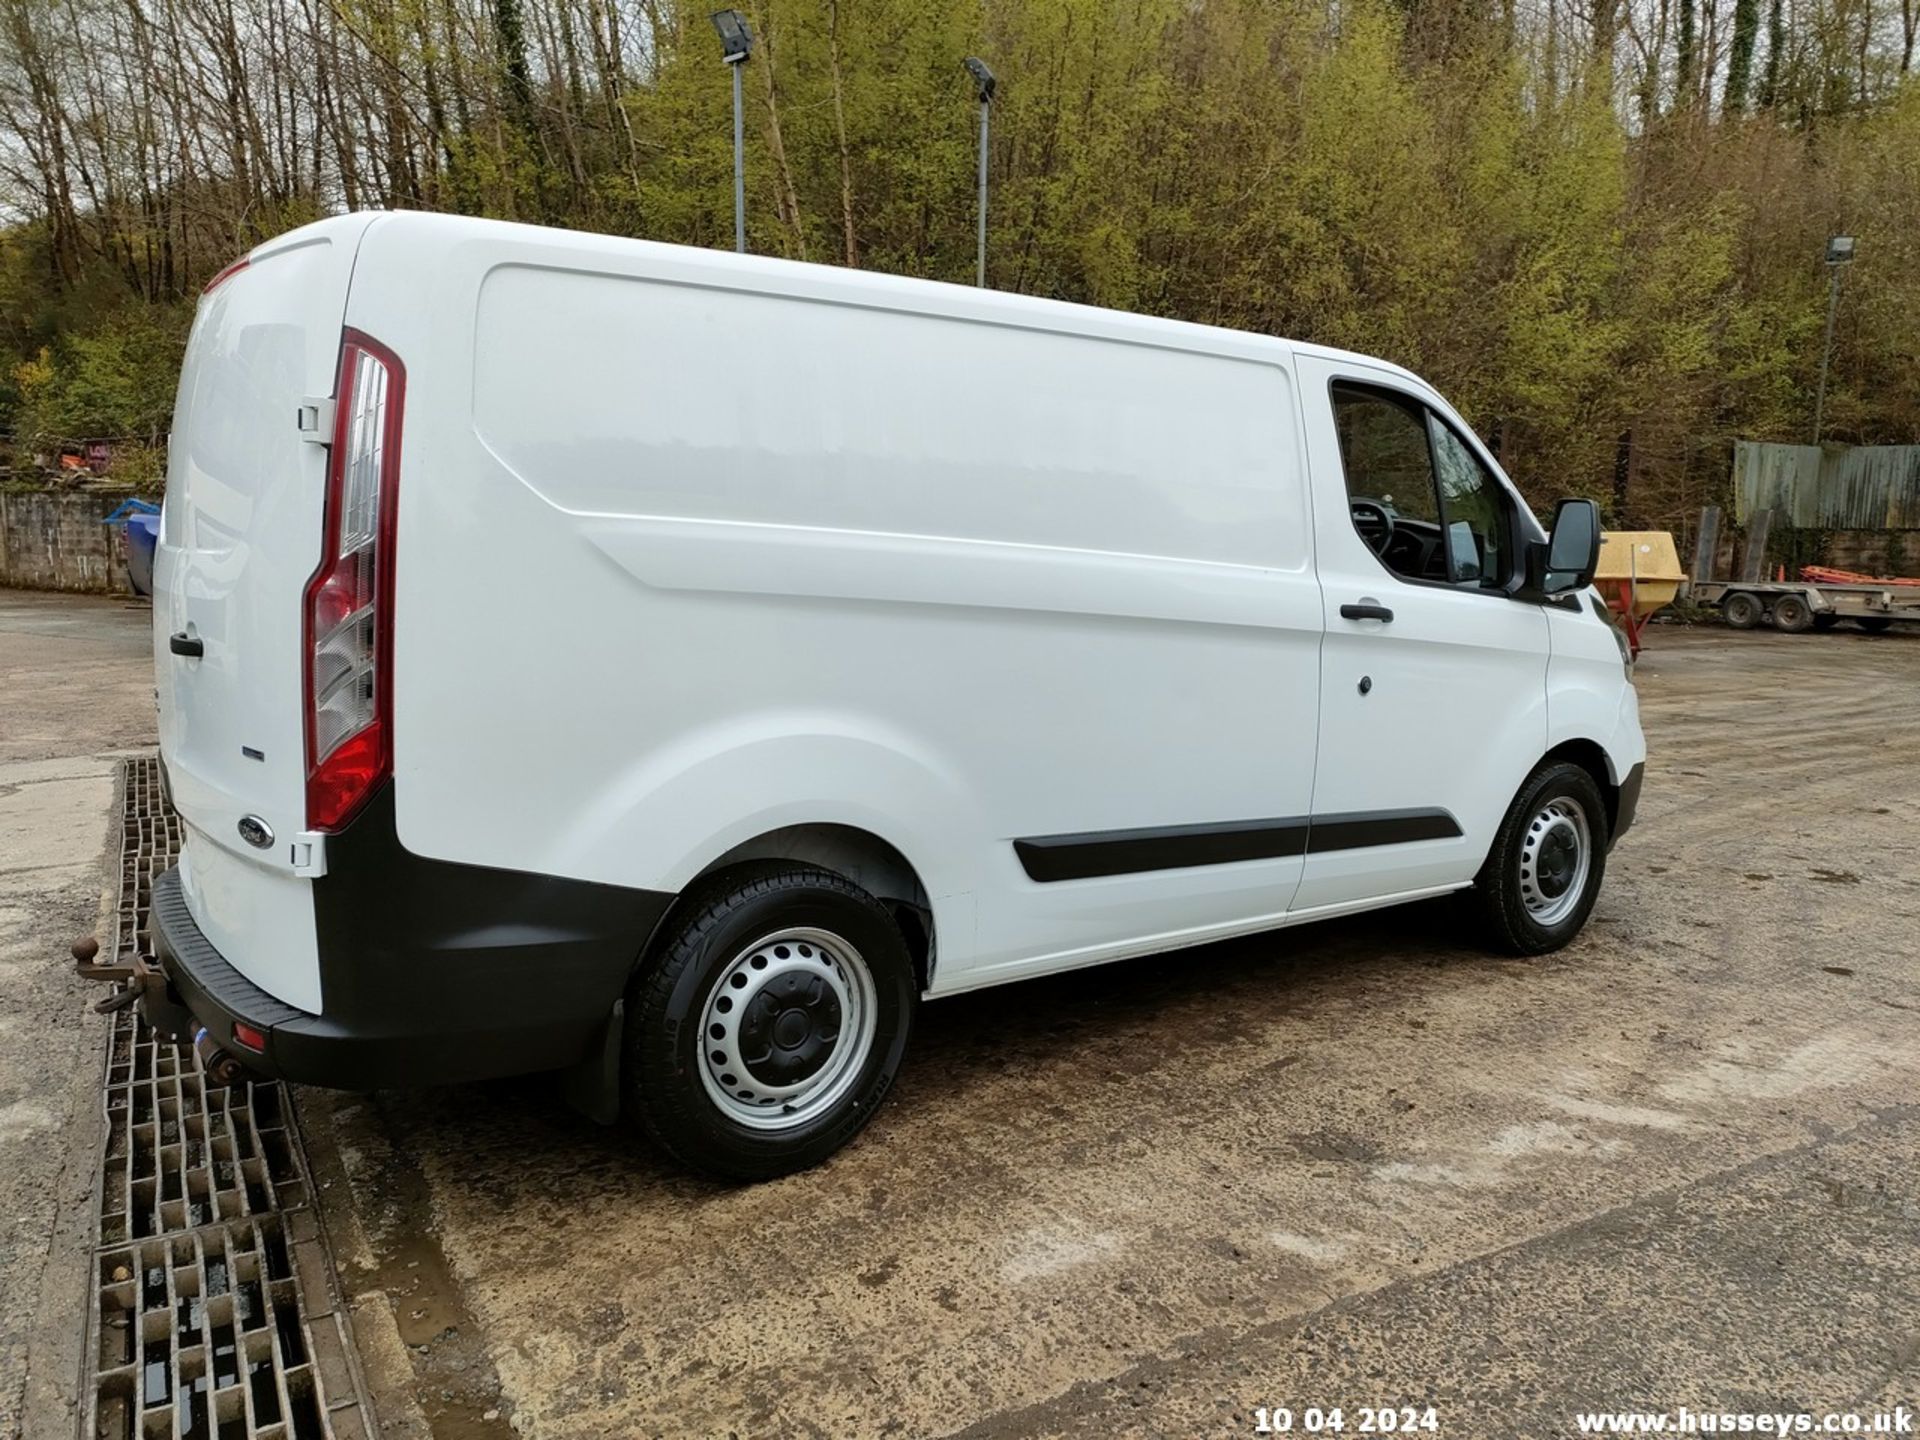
(1725, 0), (1761, 112)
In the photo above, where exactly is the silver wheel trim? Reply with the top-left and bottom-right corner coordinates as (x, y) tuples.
(1518, 796), (1592, 927)
(697, 927), (879, 1132)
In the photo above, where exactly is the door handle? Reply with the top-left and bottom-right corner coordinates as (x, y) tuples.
(168, 632), (204, 658)
(1339, 602), (1394, 623)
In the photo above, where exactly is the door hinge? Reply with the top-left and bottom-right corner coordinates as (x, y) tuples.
(296, 397), (335, 445)
(289, 832), (328, 877)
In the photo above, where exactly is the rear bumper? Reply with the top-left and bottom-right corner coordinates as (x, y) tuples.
(150, 785), (676, 1089)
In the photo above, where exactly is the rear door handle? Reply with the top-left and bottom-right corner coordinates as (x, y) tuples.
(1339, 602), (1394, 623)
(168, 632), (204, 658)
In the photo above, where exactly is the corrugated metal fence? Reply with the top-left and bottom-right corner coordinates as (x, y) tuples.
(1733, 441), (1920, 529)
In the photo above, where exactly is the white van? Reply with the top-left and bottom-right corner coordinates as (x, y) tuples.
(144, 212), (1644, 1179)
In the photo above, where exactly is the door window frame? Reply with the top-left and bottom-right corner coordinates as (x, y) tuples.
(1326, 377), (1531, 602)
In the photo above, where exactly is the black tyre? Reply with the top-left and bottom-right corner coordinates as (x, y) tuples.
(624, 864), (917, 1181)
(1812, 613), (1840, 631)
(1471, 761), (1610, 956)
(1771, 593), (1815, 633)
(1857, 616), (1893, 634)
(1721, 591), (1763, 630)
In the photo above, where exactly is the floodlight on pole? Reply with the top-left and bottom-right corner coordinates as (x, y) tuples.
(1814, 235), (1856, 444)
(964, 58), (996, 287)
(711, 10), (754, 254)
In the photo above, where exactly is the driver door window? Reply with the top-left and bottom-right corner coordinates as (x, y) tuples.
(1331, 382), (1512, 591)
(1331, 385), (1445, 583)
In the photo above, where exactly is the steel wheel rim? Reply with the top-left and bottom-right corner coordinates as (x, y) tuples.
(1518, 796), (1591, 927)
(697, 927), (878, 1131)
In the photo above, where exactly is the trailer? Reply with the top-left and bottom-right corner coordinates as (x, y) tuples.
(1692, 578), (1920, 633)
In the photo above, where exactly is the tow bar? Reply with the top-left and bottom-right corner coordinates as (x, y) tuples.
(72, 933), (257, 1085)
(71, 934), (157, 1016)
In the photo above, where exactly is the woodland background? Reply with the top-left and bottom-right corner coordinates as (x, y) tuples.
(2, 0), (1917, 525)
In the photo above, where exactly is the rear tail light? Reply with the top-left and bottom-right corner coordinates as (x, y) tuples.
(202, 256), (250, 295)
(303, 329), (404, 832)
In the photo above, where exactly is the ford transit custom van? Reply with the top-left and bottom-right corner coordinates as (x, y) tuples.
(144, 212), (1645, 1179)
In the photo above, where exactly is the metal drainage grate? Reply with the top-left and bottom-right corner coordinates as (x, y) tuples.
(87, 755), (374, 1440)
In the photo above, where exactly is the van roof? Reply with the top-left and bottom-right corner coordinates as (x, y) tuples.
(291, 208), (1426, 392)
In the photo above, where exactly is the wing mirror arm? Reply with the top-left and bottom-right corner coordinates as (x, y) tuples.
(1519, 498), (1602, 603)
(1519, 540), (1550, 603)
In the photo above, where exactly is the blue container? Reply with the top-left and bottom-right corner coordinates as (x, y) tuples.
(126, 512), (160, 597)
(102, 499), (162, 597)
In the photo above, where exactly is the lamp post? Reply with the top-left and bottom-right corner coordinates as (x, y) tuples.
(1813, 234), (1855, 444)
(710, 10), (754, 254)
(964, 58), (996, 287)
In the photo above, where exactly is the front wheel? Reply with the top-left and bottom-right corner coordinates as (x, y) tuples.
(1470, 761), (1610, 956)
(624, 865), (917, 1181)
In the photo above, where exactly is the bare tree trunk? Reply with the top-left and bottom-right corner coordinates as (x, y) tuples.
(1677, 0), (1697, 103)
(751, 6), (808, 259)
(827, 0), (859, 267)
(1725, 0), (1759, 110)
(1761, 0), (1787, 101)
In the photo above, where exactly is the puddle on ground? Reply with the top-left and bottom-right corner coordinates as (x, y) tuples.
(320, 1097), (518, 1440)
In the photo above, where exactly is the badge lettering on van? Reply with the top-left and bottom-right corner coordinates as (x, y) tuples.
(237, 816), (275, 850)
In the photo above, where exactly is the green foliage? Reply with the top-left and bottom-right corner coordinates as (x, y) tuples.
(11, 306), (190, 452)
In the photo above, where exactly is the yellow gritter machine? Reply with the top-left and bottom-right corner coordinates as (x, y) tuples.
(1594, 531), (1685, 655)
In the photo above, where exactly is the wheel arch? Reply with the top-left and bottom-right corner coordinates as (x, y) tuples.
(666, 824), (937, 992)
(1540, 737), (1621, 839)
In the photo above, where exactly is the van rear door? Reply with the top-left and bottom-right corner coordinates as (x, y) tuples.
(153, 215), (379, 1013)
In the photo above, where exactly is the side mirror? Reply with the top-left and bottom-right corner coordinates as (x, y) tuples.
(1523, 497), (1602, 598)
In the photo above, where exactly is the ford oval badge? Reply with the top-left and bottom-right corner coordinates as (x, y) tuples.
(237, 815), (274, 850)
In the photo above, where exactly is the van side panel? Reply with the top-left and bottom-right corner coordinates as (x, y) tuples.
(356, 216), (1321, 987)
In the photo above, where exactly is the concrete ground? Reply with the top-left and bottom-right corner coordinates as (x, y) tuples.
(4, 590), (1917, 1440)
(0, 590), (155, 1439)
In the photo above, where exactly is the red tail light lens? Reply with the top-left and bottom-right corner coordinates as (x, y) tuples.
(303, 330), (404, 832)
(202, 256), (250, 295)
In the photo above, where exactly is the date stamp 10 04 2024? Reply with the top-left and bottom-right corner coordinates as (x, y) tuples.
(1252, 1406), (1442, 1435)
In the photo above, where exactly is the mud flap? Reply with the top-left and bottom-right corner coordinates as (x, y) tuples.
(561, 998), (624, 1126)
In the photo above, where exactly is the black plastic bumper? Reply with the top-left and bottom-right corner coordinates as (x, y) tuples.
(1611, 762), (1645, 848)
(149, 785), (677, 1090)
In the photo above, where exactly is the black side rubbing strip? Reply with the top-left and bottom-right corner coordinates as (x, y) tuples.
(1304, 808), (1462, 854)
(1014, 808), (1461, 882)
(1014, 817), (1310, 883)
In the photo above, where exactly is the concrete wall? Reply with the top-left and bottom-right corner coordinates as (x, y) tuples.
(0, 490), (138, 594)
(1823, 528), (1917, 578)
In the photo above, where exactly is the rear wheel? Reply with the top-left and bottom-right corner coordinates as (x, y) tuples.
(1471, 761), (1610, 956)
(1722, 591), (1763, 630)
(1771, 593), (1815, 633)
(624, 864), (917, 1181)
(1857, 616), (1894, 634)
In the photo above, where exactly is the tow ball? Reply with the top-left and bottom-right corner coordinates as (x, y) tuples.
(71, 934), (154, 1016)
